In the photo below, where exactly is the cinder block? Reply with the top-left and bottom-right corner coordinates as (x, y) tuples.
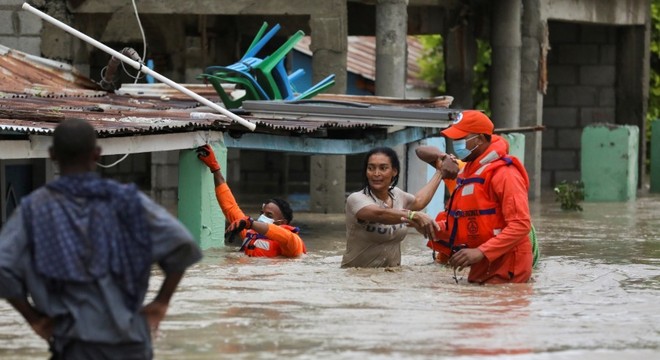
(0, 11), (15, 35)
(0, 36), (18, 49)
(543, 149), (578, 171)
(580, 65), (615, 86)
(18, 12), (41, 35)
(580, 107), (615, 126)
(600, 44), (615, 65)
(153, 164), (179, 189)
(543, 107), (578, 127)
(151, 150), (179, 165)
(549, 22), (579, 43)
(556, 86), (598, 106)
(15, 36), (40, 56)
(556, 170), (581, 183)
(580, 25), (612, 44)
(542, 128), (556, 149)
(557, 44), (599, 65)
(544, 86), (557, 106)
(581, 124), (638, 201)
(548, 65), (577, 85)
(557, 129), (582, 149)
(598, 88), (615, 106)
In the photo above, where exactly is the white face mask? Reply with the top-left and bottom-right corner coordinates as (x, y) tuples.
(256, 214), (275, 224)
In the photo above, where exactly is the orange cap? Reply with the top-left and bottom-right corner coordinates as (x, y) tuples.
(441, 110), (494, 139)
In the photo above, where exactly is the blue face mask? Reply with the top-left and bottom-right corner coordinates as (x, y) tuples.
(452, 135), (479, 160)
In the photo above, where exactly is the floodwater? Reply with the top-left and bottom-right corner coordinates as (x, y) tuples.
(1, 194), (660, 359)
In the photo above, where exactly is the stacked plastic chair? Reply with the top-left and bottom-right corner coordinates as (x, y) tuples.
(200, 22), (336, 109)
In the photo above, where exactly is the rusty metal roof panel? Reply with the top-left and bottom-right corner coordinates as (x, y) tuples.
(0, 45), (450, 139)
(0, 45), (103, 97)
(295, 36), (429, 88)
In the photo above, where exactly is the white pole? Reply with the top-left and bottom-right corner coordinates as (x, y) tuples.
(21, 2), (256, 131)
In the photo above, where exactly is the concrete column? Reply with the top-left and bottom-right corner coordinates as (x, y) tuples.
(309, 0), (348, 214)
(581, 124), (638, 202)
(491, 0), (521, 129)
(375, 0), (408, 98)
(444, 7), (476, 109)
(309, 0), (348, 92)
(178, 141), (226, 249)
(519, 0), (545, 199)
(40, 0), (74, 61)
(310, 155), (346, 213)
(616, 24), (650, 188)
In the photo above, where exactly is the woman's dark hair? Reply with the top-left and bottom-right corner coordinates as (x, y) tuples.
(266, 197), (293, 224)
(361, 147), (400, 197)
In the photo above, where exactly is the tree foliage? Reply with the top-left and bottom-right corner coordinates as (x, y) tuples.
(416, 35), (491, 112)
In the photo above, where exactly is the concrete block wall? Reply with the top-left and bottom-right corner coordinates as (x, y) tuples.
(542, 22), (616, 187)
(150, 151), (180, 215)
(0, 0), (42, 55)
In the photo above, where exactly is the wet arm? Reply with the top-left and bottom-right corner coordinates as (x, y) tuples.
(415, 146), (447, 166)
(355, 205), (411, 224)
(142, 271), (184, 332)
(213, 170), (247, 223)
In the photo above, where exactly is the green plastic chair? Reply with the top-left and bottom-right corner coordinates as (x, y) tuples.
(200, 73), (265, 109)
(252, 30), (305, 100)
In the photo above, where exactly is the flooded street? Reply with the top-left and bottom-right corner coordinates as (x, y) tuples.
(1, 194), (660, 359)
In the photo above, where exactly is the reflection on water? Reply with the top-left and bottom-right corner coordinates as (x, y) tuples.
(1, 195), (660, 359)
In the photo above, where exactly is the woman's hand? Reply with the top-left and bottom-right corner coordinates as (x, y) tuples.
(403, 211), (440, 240)
(437, 155), (459, 180)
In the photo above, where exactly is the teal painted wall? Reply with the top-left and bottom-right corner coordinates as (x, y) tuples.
(502, 133), (525, 165)
(581, 124), (638, 201)
(651, 120), (660, 193)
(178, 141), (227, 249)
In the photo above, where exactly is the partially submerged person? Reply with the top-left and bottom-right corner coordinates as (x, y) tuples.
(0, 118), (202, 359)
(196, 144), (306, 257)
(341, 146), (458, 268)
(431, 110), (533, 284)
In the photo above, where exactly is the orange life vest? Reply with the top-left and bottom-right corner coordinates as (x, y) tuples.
(240, 224), (304, 257)
(427, 143), (529, 262)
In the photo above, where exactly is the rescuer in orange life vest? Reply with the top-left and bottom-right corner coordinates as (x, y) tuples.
(418, 110), (533, 284)
(196, 145), (306, 258)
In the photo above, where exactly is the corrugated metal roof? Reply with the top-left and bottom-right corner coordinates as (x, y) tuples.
(0, 45), (451, 141)
(295, 36), (429, 88)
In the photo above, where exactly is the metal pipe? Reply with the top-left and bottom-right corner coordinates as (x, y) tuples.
(21, 2), (256, 131)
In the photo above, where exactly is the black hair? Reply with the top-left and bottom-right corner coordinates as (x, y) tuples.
(266, 197), (293, 224)
(52, 118), (97, 163)
(483, 134), (492, 142)
(360, 147), (400, 198)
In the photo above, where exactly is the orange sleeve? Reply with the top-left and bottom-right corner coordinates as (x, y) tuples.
(264, 224), (305, 258)
(215, 183), (248, 238)
(443, 160), (465, 194)
(477, 166), (532, 262)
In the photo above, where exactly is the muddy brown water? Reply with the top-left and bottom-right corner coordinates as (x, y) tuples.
(1, 194), (659, 359)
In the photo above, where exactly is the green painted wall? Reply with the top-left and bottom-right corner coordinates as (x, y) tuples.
(177, 141), (227, 249)
(651, 120), (660, 193)
(581, 124), (638, 201)
(502, 133), (525, 164)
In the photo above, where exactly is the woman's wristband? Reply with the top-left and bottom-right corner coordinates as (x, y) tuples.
(407, 210), (416, 221)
